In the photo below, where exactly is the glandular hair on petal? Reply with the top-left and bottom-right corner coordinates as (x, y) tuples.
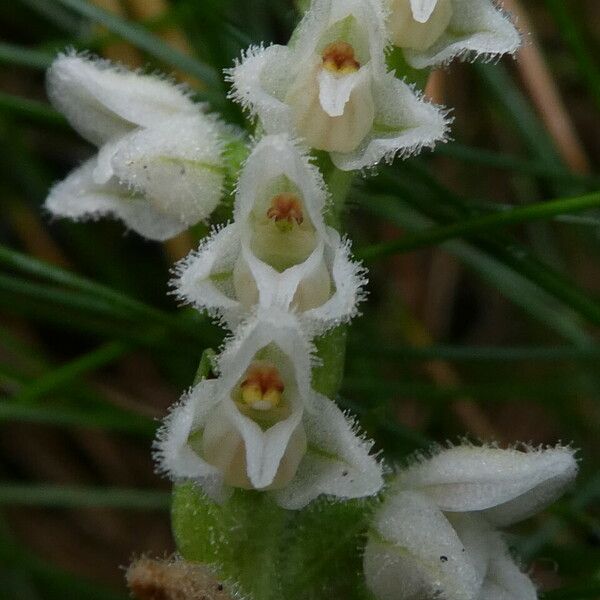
(286, 59), (375, 153)
(390, 0), (453, 51)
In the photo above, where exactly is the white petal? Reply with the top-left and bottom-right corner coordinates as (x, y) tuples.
(274, 394), (383, 509)
(111, 115), (225, 226)
(364, 490), (482, 600)
(45, 158), (190, 240)
(411, 0), (440, 22)
(397, 445), (578, 525)
(330, 72), (450, 170)
(477, 530), (537, 600)
(47, 53), (198, 146)
(404, 0), (521, 69)
(153, 381), (228, 503)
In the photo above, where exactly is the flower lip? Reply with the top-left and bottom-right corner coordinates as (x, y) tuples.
(322, 41), (361, 74)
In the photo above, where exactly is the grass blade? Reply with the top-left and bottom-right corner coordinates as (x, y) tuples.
(0, 402), (156, 435)
(0, 483), (169, 510)
(12, 341), (131, 403)
(0, 92), (66, 127)
(0, 43), (54, 69)
(51, 0), (222, 90)
(358, 191), (600, 260)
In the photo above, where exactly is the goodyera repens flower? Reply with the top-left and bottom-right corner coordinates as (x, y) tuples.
(388, 0), (521, 69)
(45, 53), (227, 240)
(229, 0), (449, 171)
(154, 309), (383, 510)
(364, 444), (578, 600)
(174, 134), (366, 335)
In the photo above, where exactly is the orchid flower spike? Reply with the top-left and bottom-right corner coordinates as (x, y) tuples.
(154, 308), (383, 510)
(45, 52), (227, 241)
(387, 0), (521, 69)
(173, 134), (366, 336)
(364, 443), (578, 600)
(228, 0), (449, 171)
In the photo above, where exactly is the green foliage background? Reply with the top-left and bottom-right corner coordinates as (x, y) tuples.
(0, 0), (598, 598)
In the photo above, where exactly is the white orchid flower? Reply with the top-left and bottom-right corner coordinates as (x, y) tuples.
(173, 134), (366, 335)
(388, 0), (521, 69)
(154, 309), (383, 509)
(228, 0), (449, 171)
(364, 444), (578, 600)
(45, 53), (226, 240)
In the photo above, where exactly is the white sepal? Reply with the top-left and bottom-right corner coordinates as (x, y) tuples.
(397, 444), (578, 525)
(274, 394), (384, 509)
(391, 0), (521, 69)
(110, 115), (225, 226)
(476, 529), (537, 600)
(153, 380), (230, 503)
(45, 158), (194, 241)
(364, 490), (483, 600)
(228, 0), (449, 170)
(47, 52), (197, 146)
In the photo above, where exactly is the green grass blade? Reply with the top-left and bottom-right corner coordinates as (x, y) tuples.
(361, 197), (591, 345)
(434, 143), (599, 188)
(0, 401), (156, 435)
(51, 0), (222, 90)
(542, 583), (600, 600)
(358, 191), (600, 260)
(0, 92), (66, 127)
(16, 0), (83, 33)
(0, 43), (54, 69)
(347, 343), (600, 363)
(12, 341), (131, 403)
(0, 245), (204, 341)
(475, 62), (564, 169)
(0, 483), (169, 510)
(544, 0), (600, 111)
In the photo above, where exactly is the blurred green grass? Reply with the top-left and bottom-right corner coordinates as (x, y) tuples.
(0, 0), (599, 598)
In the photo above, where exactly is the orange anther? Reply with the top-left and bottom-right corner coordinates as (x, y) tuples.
(266, 192), (304, 225)
(322, 41), (360, 74)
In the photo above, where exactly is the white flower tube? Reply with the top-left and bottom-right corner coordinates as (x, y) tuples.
(45, 53), (226, 240)
(228, 0), (449, 171)
(154, 309), (383, 509)
(388, 0), (521, 69)
(364, 444), (577, 600)
(174, 134), (366, 335)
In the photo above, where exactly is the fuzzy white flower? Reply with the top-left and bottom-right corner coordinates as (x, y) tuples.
(45, 53), (227, 240)
(364, 444), (578, 600)
(154, 309), (383, 509)
(173, 134), (366, 335)
(228, 0), (449, 171)
(388, 0), (521, 69)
